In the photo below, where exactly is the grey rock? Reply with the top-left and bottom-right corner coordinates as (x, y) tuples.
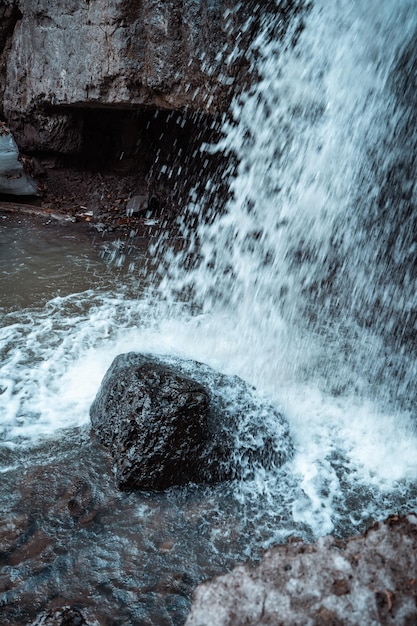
(90, 353), (293, 490)
(0, 2), (20, 114)
(2, 0), (267, 117)
(9, 110), (84, 154)
(0, 0), (304, 155)
(0, 123), (38, 195)
(185, 514), (417, 626)
(126, 193), (148, 216)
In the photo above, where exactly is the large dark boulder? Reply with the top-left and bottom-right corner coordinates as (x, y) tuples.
(90, 353), (293, 491)
(90, 353), (218, 490)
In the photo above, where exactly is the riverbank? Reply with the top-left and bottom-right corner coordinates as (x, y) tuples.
(0, 163), (175, 231)
(0, 195), (169, 247)
(0, 164), (188, 274)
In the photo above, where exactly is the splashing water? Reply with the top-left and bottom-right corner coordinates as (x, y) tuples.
(157, 0), (417, 522)
(1, 1), (417, 622)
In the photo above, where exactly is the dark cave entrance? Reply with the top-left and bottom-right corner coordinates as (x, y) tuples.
(30, 106), (229, 231)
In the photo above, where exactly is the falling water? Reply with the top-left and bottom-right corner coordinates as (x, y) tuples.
(1, 0), (417, 623)
(160, 0), (417, 525)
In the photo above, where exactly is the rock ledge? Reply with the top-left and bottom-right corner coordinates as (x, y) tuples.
(185, 514), (417, 626)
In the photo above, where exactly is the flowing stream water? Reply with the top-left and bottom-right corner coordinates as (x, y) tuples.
(1, 1), (417, 624)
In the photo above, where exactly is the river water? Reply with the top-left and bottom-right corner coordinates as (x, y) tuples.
(1, 1), (417, 624)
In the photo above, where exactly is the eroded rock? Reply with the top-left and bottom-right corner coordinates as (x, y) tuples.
(185, 514), (417, 626)
(2, 0), (277, 120)
(90, 353), (293, 490)
(1, 1), (307, 153)
(0, 122), (38, 195)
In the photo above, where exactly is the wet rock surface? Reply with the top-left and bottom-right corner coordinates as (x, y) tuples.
(0, 121), (38, 195)
(90, 353), (293, 490)
(91, 353), (220, 490)
(186, 514), (417, 626)
(30, 606), (90, 626)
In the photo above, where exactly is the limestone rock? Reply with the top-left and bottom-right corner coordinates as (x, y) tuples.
(2, 0), (270, 118)
(185, 514), (417, 626)
(90, 353), (293, 490)
(0, 122), (38, 195)
(0, 0), (304, 153)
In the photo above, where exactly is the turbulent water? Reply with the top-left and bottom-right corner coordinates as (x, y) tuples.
(1, 0), (417, 624)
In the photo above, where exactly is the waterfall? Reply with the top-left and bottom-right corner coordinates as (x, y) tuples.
(1, 3), (417, 621)
(1, 0), (416, 531)
(167, 0), (417, 405)
(153, 0), (417, 528)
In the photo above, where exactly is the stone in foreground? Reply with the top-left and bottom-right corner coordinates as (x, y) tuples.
(90, 353), (293, 491)
(185, 514), (417, 626)
(90, 353), (214, 490)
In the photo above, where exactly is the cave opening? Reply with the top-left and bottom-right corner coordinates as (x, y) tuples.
(28, 106), (229, 231)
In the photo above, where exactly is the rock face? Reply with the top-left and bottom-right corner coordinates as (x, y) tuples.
(185, 514), (417, 626)
(90, 353), (293, 490)
(4, 0), (254, 117)
(0, 0), (307, 149)
(0, 0), (306, 216)
(0, 121), (38, 194)
(0, 0), (290, 152)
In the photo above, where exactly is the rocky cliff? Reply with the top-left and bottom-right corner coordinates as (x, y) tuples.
(0, 0), (305, 225)
(0, 0), (293, 153)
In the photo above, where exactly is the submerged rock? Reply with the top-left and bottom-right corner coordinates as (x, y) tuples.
(90, 353), (293, 490)
(185, 514), (417, 626)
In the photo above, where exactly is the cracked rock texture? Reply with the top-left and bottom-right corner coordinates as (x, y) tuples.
(90, 353), (293, 490)
(4, 0), (252, 114)
(0, 0), (305, 209)
(185, 514), (417, 626)
(0, 0), (284, 152)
